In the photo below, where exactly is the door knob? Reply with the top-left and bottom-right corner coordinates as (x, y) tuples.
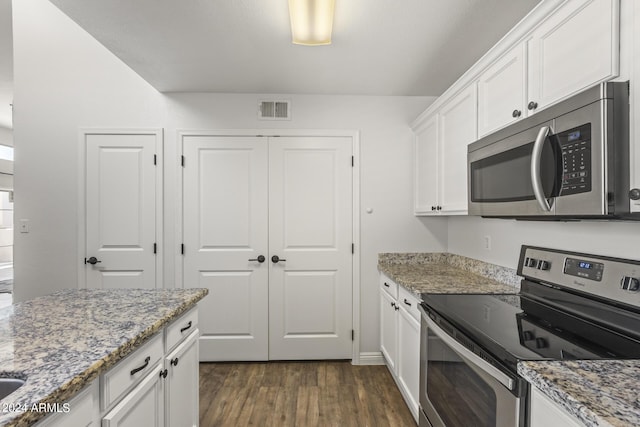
(527, 101), (538, 111)
(271, 255), (287, 263)
(85, 256), (101, 265)
(248, 255), (266, 263)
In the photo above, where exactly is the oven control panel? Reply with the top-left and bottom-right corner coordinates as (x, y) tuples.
(518, 246), (640, 307)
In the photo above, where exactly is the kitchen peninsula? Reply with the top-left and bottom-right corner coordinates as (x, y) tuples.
(0, 288), (207, 426)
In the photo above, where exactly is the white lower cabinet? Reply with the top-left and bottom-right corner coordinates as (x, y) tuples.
(34, 381), (100, 427)
(38, 308), (200, 427)
(529, 386), (584, 427)
(379, 274), (420, 423)
(165, 331), (199, 427)
(102, 363), (165, 427)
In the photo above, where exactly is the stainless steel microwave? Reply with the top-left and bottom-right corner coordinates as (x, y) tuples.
(467, 81), (636, 220)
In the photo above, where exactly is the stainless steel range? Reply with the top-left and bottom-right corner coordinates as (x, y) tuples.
(418, 245), (640, 427)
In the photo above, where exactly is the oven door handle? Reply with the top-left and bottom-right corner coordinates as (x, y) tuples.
(425, 316), (514, 391)
(531, 126), (552, 212)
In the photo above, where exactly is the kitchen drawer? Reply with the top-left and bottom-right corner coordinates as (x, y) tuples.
(101, 332), (163, 411)
(398, 286), (421, 322)
(380, 274), (398, 299)
(165, 307), (199, 353)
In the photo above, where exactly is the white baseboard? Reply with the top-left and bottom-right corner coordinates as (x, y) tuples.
(356, 351), (385, 365)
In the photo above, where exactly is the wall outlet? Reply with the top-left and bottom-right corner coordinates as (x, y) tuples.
(483, 235), (491, 250)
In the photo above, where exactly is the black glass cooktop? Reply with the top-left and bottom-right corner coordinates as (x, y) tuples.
(421, 281), (640, 372)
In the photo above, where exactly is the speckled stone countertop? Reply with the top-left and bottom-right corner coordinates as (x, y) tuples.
(519, 360), (640, 427)
(0, 288), (208, 427)
(378, 252), (520, 296)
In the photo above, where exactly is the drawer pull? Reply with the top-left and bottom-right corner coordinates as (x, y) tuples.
(130, 356), (151, 376)
(159, 369), (168, 379)
(384, 282), (390, 288)
(180, 321), (193, 333)
(170, 357), (179, 367)
(404, 299), (412, 307)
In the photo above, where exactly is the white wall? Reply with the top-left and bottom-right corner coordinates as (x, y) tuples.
(163, 94), (448, 353)
(12, 0), (447, 355)
(0, 127), (11, 146)
(12, 0), (165, 301)
(448, 216), (640, 269)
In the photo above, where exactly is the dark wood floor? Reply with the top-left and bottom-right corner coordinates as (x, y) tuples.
(199, 361), (416, 427)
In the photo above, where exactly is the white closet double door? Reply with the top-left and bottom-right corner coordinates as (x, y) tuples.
(182, 135), (353, 361)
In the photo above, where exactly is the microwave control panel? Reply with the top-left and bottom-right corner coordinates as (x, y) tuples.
(558, 123), (592, 196)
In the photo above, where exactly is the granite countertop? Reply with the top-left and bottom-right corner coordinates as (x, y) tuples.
(519, 360), (640, 427)
(378, 252), (520, 296)
(0, 288), (208, 427)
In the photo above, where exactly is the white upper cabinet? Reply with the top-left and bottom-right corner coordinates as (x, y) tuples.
(527, 0), (619, 113)
(477, 45), (527, 138)
(438, 85), (477, 215)
(413, 85), (476, 216)
(478, 0), (620, 138)
(413, 113), (439, 214)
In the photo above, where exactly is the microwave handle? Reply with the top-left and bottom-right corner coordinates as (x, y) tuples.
(531, 126), (552, 212)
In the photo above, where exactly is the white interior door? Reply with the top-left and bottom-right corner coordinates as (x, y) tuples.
(268, 136), (353, 360)
(85, 132), (160, 289)
(182, 136), (269, 361)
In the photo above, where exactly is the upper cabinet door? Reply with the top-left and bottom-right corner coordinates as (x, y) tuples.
(413, 113), (439, 214)
(438, 84), (477, 215)
(527, 0), (620, 112)
(477, 44), (527, 138)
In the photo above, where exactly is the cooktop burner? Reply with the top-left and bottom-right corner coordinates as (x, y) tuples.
(421, 246), (640, 372)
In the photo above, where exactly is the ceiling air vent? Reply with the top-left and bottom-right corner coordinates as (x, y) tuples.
(258, 100), (291, 120)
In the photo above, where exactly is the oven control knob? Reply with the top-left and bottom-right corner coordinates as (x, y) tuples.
(620, 276), (640, 292)
(525, 257), (538, 268)
(535, 337), (548, 349)
(537, 260), (551, 271)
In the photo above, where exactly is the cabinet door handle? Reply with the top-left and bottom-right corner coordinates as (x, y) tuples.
(512, 109), (522, 118)
(383, 282), (390, 288)
(437, 206), (442, 211)
(528, 101), (538, 111)
(431, 206), (436, 211)
(390, 302), (396, 308)
(130, 356), (151, 376)
(159, 369), (168, 379)
(180, 321), (193, 333)
(170, 357), (179, 367)
(403, 299), (412, 307)
(394, 305), (400, 311)
(248, 255), (266, 263)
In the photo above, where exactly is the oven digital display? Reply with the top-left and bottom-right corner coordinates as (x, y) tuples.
(579, 261), (593, 269)
(564, 258), (604, 281)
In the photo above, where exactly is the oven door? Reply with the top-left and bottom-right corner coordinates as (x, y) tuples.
(419, 311), (524, 427)
(468, 120), (562, 217)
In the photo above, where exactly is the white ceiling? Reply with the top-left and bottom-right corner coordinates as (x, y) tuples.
(46, 0), (541, 96)
(0, 0), (12, 130)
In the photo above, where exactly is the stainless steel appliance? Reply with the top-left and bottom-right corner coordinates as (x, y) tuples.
(467, 82), (636, 220)
(419, 245), (640, 427)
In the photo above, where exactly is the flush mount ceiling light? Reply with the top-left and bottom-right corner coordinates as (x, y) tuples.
(288, 0), (336, 46)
